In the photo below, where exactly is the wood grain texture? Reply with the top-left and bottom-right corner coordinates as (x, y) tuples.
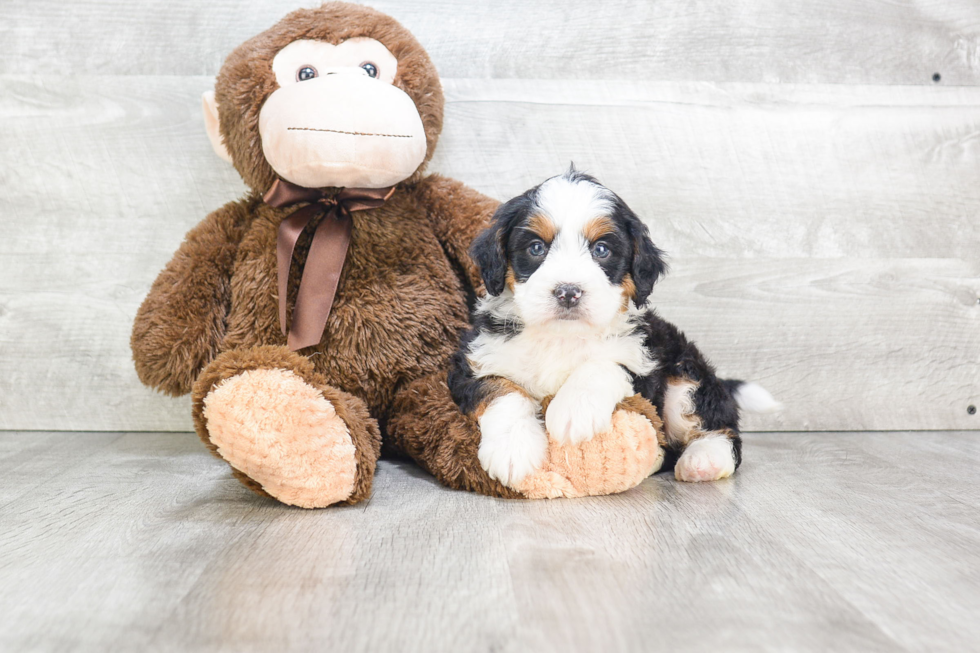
(5, 77), (979, 258)
(658, 257), (980, 432)
(2, 430), (980, 652)
(2, 0), (980, 84)
(435, 80), (980, 259)
(1, 75), (979, 431)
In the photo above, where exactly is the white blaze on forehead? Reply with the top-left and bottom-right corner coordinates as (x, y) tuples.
(532, 175), (613, 249)
(509, 173), (623, 329)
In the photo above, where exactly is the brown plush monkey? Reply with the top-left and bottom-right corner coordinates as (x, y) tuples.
(132, 2), (663, 507)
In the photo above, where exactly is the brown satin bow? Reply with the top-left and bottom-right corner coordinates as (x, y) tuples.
(264, 178), (395, 351)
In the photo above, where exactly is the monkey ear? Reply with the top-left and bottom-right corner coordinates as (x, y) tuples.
(202, 90), (233, 164)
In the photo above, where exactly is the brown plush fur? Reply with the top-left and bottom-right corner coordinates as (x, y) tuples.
(211, 187), (474, 418)
(131, 199), (250, 396)
(191, 345), (381, 505)
(615, 394), (668, 449)
(132, 3), (664, 507)
(131, 3), (499, 506)
(414, 174), (499, 291)
(387, 373), (524, 499)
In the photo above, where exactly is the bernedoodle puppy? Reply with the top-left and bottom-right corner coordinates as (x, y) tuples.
(449, 168), (779, 486)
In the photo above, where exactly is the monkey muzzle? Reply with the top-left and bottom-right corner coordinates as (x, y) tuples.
(258, 71), (427, 189)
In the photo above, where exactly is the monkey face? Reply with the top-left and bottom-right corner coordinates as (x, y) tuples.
(258, 38), (427, 189)
(207, 4), (445, 192)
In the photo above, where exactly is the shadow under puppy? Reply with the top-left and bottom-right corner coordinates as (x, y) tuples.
(449, 168), (779, 487)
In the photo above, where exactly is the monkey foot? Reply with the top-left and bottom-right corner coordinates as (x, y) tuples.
(516, 397), (665, 499)
(202, 368), (358, 508)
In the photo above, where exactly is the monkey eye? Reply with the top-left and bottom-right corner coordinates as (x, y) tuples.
(528, 241), (547, 257)
(592, 242), (611, 259)
(360, 62), (379, 78)
(296, 66), (318, 82)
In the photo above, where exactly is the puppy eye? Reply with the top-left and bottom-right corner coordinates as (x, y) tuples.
(528, 241), (547, 257)
(360, 62), (379, 78)
(592, 242), (611, 259)
(296, 66), (318, 82)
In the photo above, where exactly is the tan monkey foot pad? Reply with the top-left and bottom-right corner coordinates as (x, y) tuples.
(203, 368), (357, 508)
(516, 399), (665, 499)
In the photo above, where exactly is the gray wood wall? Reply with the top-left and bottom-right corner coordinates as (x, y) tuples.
(1, 0), (978, 433)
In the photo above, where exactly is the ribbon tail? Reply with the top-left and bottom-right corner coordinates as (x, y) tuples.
(276, 206), (318, 336)
(287, 209), (353, 351)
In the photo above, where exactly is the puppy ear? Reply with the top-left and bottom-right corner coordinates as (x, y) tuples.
(624, 213), (667, 305)
(471, 197), (523, 296)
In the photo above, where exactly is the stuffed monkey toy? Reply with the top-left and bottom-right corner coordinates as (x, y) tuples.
(131, 2), (664, 507)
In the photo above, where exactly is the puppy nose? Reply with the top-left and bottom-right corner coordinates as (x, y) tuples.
(553, 284), (583, 308)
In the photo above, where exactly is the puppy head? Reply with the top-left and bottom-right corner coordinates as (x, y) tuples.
(472, 168), (667, 328)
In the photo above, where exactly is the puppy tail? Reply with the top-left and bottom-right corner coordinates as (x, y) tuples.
(723, 379), (783, 414)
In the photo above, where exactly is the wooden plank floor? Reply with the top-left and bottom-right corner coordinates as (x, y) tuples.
(2, 431), (978, 652)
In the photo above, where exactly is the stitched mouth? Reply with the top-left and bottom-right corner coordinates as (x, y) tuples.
(287, 127), (413, 138)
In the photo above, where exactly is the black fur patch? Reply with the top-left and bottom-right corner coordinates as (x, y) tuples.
(448, 306), (524, 414)
(507, 224), (550, 283)
(463, 169), (743, 472)
(629, 310), (744, 469)
(608, 195), (667, 305)
(470, 190), (537, 295)
(447, 328), (490, 415)
(472, 309), (522, 339)
(584, 218), (631, 286)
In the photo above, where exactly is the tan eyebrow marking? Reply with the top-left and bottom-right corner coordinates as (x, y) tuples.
(583, 216), (616, 243)
(526, 214), (558, 244)
(467, 377), (532, 419)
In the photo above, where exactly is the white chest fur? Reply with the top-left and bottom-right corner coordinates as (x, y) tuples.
(466, 318), (655, 400)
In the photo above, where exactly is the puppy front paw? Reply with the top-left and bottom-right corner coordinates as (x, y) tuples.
(544, 362), (636, 445)
(545, 387), (617, 445)
(675, 435), (736, 482)
(478, 393), (548, 488)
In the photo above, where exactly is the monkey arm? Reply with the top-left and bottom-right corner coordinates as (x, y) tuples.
(131, 199), (251, 396)
(414, 174), (499, 291)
